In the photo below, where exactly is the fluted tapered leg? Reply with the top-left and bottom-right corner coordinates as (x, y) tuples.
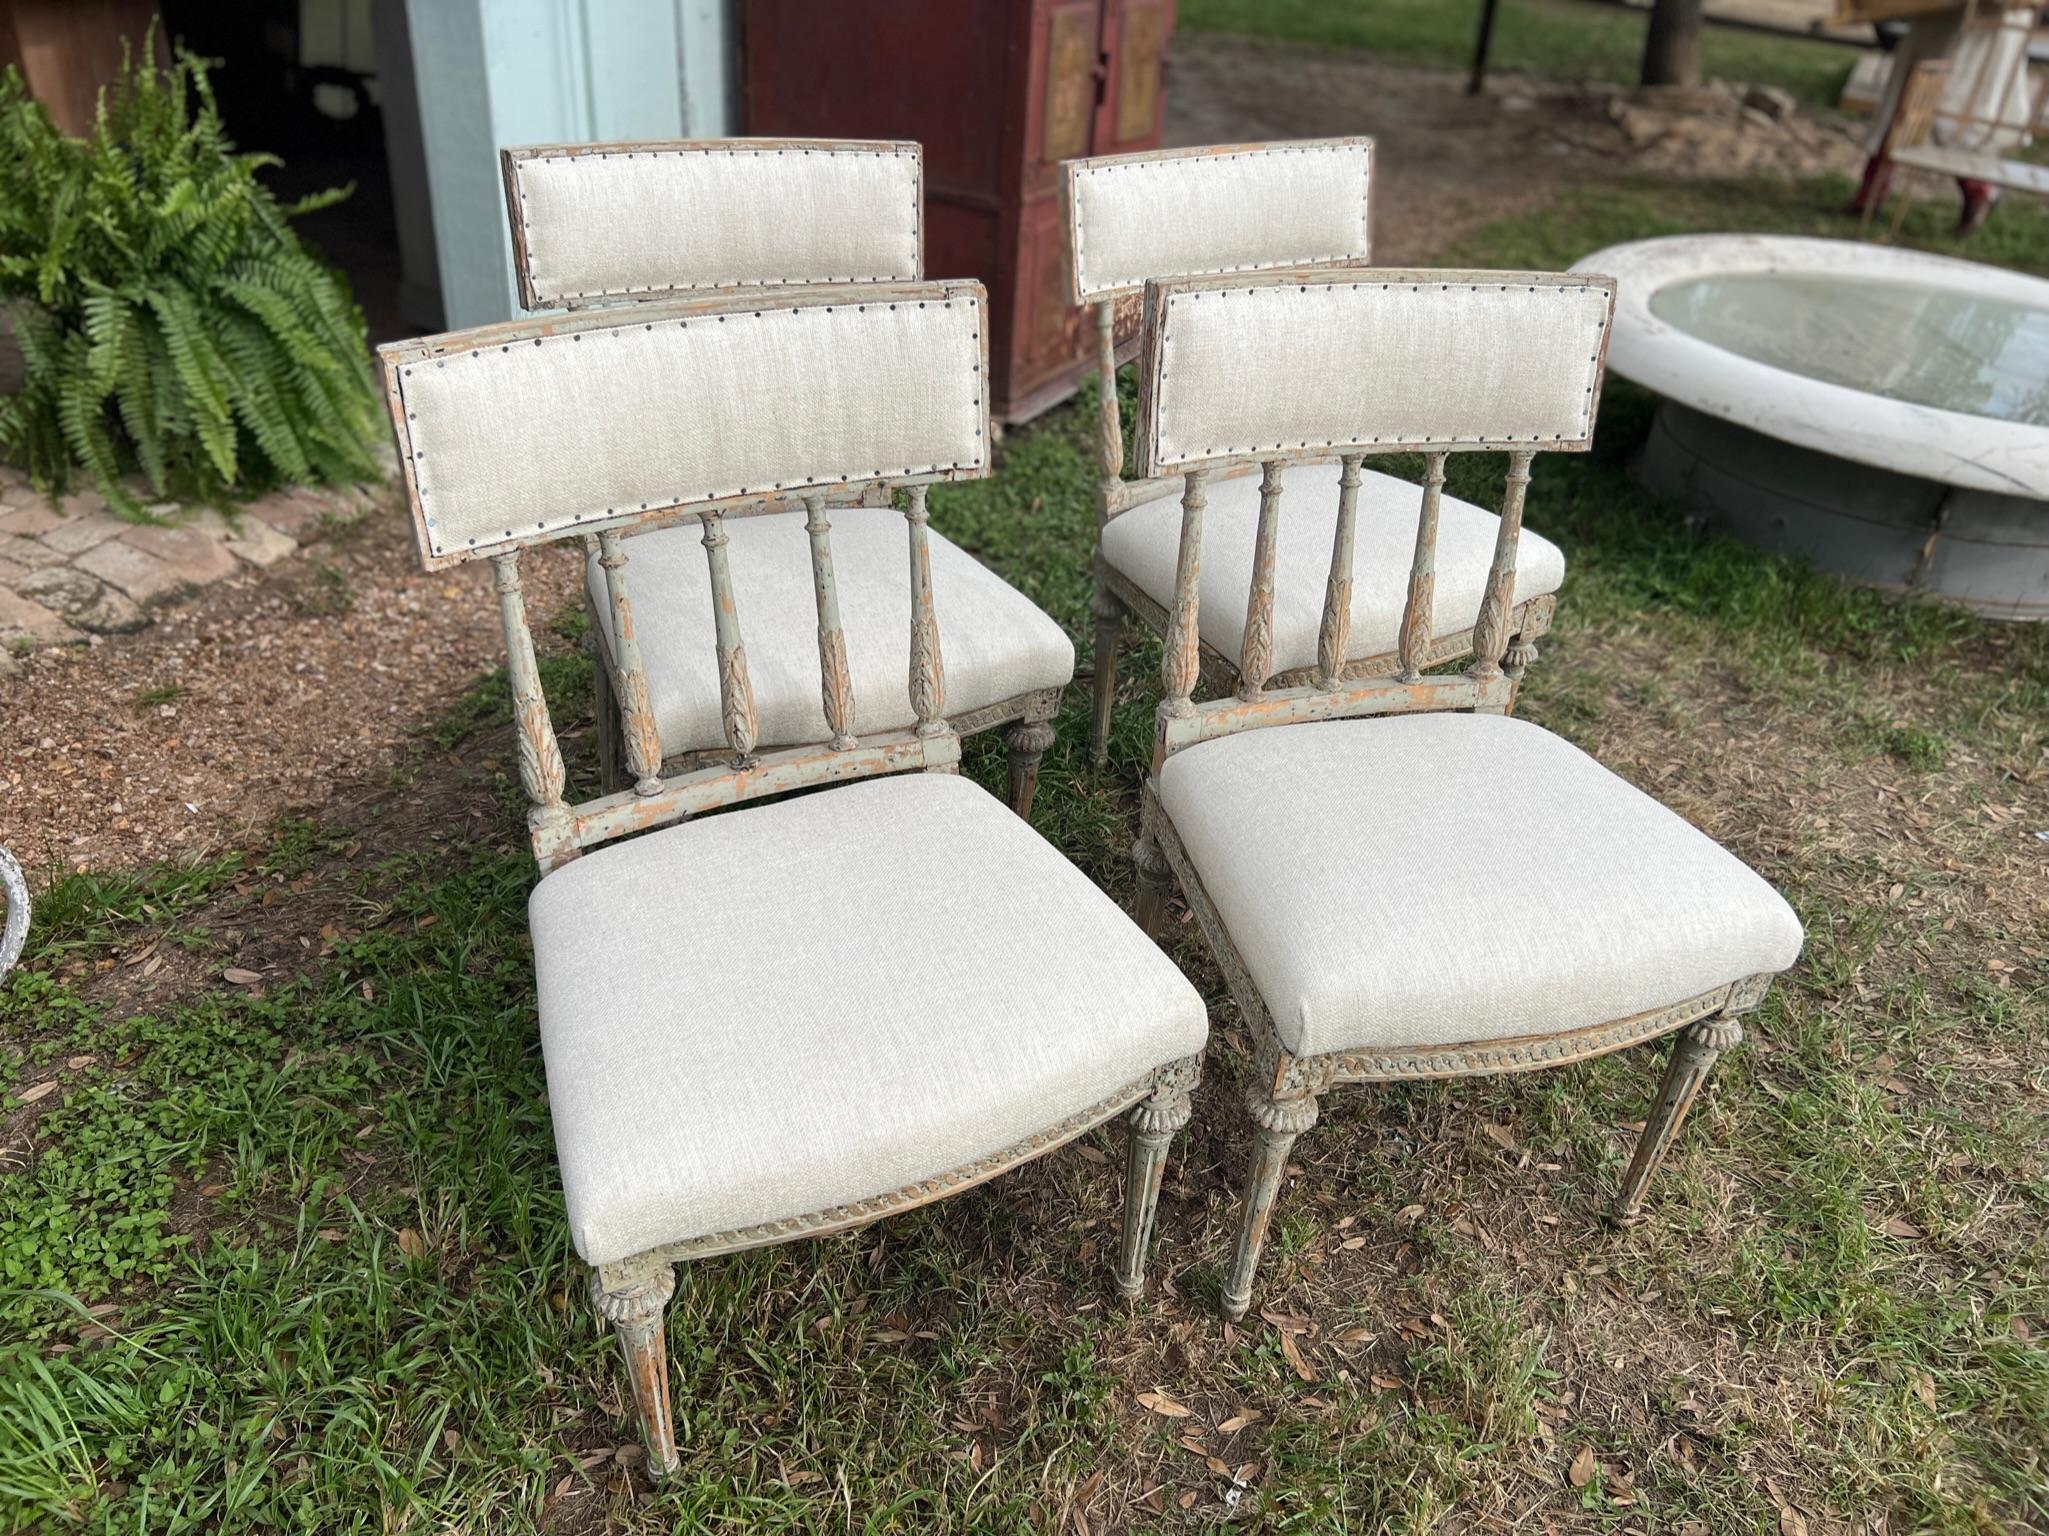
(1222, 1087), (1319, 1322)
(1612, 1014), (1744, 1226)
(1115, 1058), (1199, 1300)
(1089, 580), (1123, 767)
(1004, 717), (1057, 820)
(593, 1260), (680, 1478)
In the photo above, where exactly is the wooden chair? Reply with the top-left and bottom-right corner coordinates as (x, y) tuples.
(500, 140), (1074, 815)
(1116, 267), (1806, 1321)
(378, 279), (1206, 1474)
(1059, 139), (1567, 765)
(1882, 17), (2049, 239)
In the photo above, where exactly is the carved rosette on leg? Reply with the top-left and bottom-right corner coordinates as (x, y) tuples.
(1089, 576), (1124, 768)
(1132, 799), (1174, 942)
(1004, 717), (1057, 821)
(1611, 1009), (1749, 1227)
(591, 1256), (681, 1479)
(1116, 1054), (1200, 1300)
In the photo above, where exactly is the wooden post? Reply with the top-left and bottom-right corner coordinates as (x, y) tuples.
(1468, 451), (1534, 685)
(597, 530), (663, 795)
(1468, 0), (1502, 95)
(1160, 469), (1208, 721)
(803, 495), (858, 750)
(699, 513), (759, 765)
(1313, 454), (1364, 692)
(1640, 0), (1704, 89)
(1396, 452), (1447, 684)
(1236, 460), (1285, 701)
(492, 552), (574, 867)
(904, 485), (947, 739)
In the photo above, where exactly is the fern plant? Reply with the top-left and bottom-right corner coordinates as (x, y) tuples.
(0, 40), (382, 517)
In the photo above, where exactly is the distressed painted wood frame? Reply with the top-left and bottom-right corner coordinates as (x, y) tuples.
(1056, 137), (1557, 764)
(379, 279), (1199, 1475)
(503, 139), (1064, 816)
(1119, 265), (1776, 1318)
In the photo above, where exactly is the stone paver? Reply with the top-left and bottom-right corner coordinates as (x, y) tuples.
(249, 489), (337, 541)
(0, 585), (82, 645)
(0, 476), (375, 650)
(0, 533), (67, 571)
(15, 567), (144, 635)
(39, 512), (129, 557)
(0, 503), (65, 537)
(225, 518), (298, 568)
(120, 524), (242, 587)
(75, 539), (181, 604)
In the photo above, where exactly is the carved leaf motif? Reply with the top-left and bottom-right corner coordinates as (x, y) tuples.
(818, 626), (855, 743)
(1398, 570), (1434, 680)
(909, 615), (945, 725)
(720, 643), (757, 758)
(1316, 575), (1352, 686)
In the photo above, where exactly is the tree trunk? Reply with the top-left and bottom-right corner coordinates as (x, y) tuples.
(1640, 0), (1704, 88)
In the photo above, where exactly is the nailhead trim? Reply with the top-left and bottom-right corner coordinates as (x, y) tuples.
(1150, 278), (1609, 466)
(1067, 140), (1373, 302)
(511, 143), (921, 306)
(397, 295), (986, 556)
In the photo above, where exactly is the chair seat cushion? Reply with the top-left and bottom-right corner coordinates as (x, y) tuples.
(530, 772), (1207, 1266)
(1156, 714), (1802, 1059)
(1100, 462), (1566, 675)
(590, 509), (1076, 758)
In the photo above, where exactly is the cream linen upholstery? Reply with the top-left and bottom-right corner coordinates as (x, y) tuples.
(392, 293), (984, 562)
(506, 142), (921, 308)
(1158, 714), (1802, 1059)
(1139, 275), (1612, 473)
(1064, 140), (1371, 302)
(1101, 461), (1564, 673)
(530, 772), (1208, 1266)
(591, 508), (1075, 755)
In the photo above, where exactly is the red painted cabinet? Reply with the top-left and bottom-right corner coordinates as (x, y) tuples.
(742, 0), (1175, 422)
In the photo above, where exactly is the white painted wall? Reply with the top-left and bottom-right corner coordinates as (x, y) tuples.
(404, 0), (736, 329)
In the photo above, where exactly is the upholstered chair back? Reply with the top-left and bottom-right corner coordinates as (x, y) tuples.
(1061, 139), (1372, 307)
(502, 140), (923, 310)
(1128, 266), (1615, 767)
(379, 279), (990, 869)
(1059, 138), (1373, 528)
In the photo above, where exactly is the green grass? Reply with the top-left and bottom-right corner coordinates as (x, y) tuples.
(1180, 0), (1860, 108)
(2, 175), (2046, 1531)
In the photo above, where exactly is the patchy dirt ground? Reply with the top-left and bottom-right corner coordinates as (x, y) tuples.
(1166, 34), (1866, 263)
(0, 494), (583, 874)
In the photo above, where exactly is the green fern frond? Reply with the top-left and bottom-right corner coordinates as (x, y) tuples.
(0, 40), (378, 514)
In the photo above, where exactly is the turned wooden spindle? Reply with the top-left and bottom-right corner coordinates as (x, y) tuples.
(1095, 302), (1124, 487)
(1396, 451), (1447, 683)
(492, 551), (573, 864)
(1312, 454), (1364, 691)
(1161, 467), (1208, 719)
(1236, 460), (1285, 701)
(699, 512), (758, 764)
(904, 485), (947, 737)
(597, 530), (663, 795)
(1468, 450), (1535, 684)
(804, 494), (858, 750)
